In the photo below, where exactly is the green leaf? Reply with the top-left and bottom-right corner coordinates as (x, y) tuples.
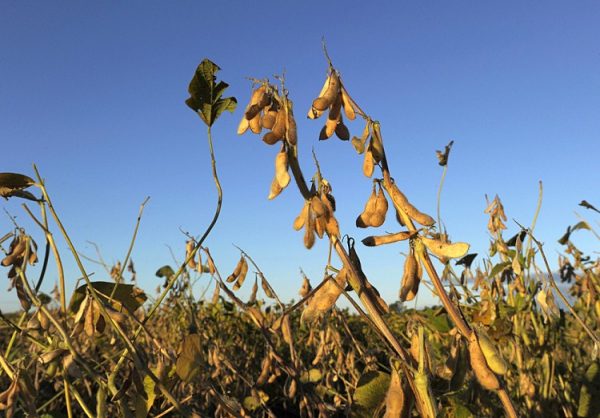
(489, 261), (511, 278)
(427, 312), (452, 333)
(176, 333), (203, 382)
(351, 370), (390, 417)
(186, 58), (237, 127)
(68, 281), (147, 313)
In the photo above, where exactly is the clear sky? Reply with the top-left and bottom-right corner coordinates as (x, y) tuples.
(1, 1), (599, 312)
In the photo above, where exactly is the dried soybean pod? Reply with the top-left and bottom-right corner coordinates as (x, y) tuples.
(281, 314), (293, 346)
(325, 214), (340, 237)
(312, 71), (340, 111)
(262, 108), (277, 130)
(233, 257), (249, 291)
(299, 276), (312, 298)
(386, 182), (435, 226)
(256, 353), (273, 386)
(248, 278), (258, 304)
(362, 230), (415, 247)
(304, 213), (316, 249)
(363, 146), (375, 178)
(245, 90), (270, 120)
(310, 196), (328, 218)
(399, 250), (418, 302)
(237, 116), (250, 135)
(248, 113), (262, 134)
(420, 236), (469, 259)
(268, 176), (283, 200)
(263, 109), (286, 145)
(371, 123), (385, 162)
(294, 202), (309, 231)
(275, 149), (290, 188)
(315, 217), (326, 239)
(244, 85), (267, 119)
(341, 88), (356, 121)
(308, 75), (331, 119)
(468, 332), (500, 390)
(211, 283), (220, 304)
(356, 185), (377, 228)
(260, 274), (275, 299)
(185, 240), (197, 269)
(370, 184), (388, 227)
(384, 367), (411, 418)
(227, 256), (245, 283)
(302, 272), (346, 322)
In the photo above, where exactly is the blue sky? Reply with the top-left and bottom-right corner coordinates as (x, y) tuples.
(1, 1), (598, 311)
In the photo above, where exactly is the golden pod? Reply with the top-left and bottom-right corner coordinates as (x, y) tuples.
(341, 88), (356, 121)
(299, 276), (312, 298)
(262, 109), (277, 130)
(312, 71), (340, 111)
(256, 353), (273, 386)
(315, 217), (326, 239)
(301, 272), (347, 322)
(369, 185), (388, 227)
(248, 113), (262, 134)
(261, 275), (275, 299)
(233, 257), (249, 291)
(245, 89), (271, 120)
(237, 116), (250, 135)
(363, 147), (375, 178)
(384, 368), (411, 418)
(385, 182), (435, 226)
(185, 240), (197, 269)
(267, 176), (283, 200)
(308, 75), (331, 119)
(263, 110), (285, 145)
(294, 203), (309, 231)
(362, 231), (416, 247)
(275, 150), (290, 188)
(476, 330), (508, 375)
(420, 236), (469, 259)
(281, 314), (293, 346)
(356, 186), (377, 228)
(310, 196), (328, 218)
(304, 209), (316, 249)
(399, 250), (418, 302)
(325, 215), (340, 237)
(211, 282), (220, 304)
(227, 256), (245, 283)
(468, 333), (500, 390)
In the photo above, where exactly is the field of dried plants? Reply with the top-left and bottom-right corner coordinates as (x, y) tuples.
(0, 56), (599, 417)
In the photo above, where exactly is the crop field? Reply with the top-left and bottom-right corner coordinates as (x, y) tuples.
(0, 56), (599, 418)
